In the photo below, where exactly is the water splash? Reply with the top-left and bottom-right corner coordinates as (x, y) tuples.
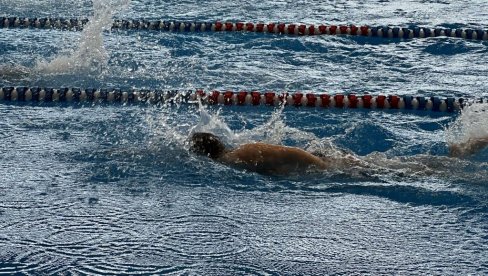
(189, 102), (236, 145)
(188, 102), (322, 147)
(445, 102), (488, 146)
(145, 106), (193, 151)
(146, 100), (296, 152)
(34, 0), (131, 75)
(359, 104), (488, 183)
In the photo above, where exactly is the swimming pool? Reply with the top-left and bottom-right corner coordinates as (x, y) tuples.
(1, 0), (488, 274)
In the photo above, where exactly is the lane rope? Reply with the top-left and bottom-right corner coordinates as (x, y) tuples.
(0, 86), (484, 112)
(1, 17), (487, 40)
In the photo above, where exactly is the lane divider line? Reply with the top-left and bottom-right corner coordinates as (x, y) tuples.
(0, 86), (483, 112)
(1, 17), (487, 40)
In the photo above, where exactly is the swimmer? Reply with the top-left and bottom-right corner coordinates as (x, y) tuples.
(191, 132), (368, 175)
(190, 132), (488, 175)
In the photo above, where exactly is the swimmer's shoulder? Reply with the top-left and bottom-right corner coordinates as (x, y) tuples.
(229, 142), (307, 157)
(220, 142), (270, 163)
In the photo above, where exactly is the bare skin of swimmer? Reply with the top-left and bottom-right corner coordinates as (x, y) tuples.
(190, 132), (369, 175)
(219, 143), (330, 175)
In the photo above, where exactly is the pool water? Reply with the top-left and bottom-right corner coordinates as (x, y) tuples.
(1, 0), (488, 274)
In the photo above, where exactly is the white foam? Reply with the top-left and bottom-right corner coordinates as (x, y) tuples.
(445, 102), (488, 146)
(190, 102), (236, 145)
(35, 0), (131, 75)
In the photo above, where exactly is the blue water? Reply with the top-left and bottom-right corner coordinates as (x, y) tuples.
(1, 0), (488, 274)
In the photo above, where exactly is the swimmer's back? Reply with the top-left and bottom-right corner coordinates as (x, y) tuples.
(219, 142), (329, 175)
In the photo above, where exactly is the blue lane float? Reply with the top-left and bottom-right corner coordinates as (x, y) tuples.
(1, 17), (487, 41)
(0, 86), (483, 113)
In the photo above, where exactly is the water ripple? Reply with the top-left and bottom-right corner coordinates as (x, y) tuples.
(77, 262), (188, 275)
(160, 214), (247, 258)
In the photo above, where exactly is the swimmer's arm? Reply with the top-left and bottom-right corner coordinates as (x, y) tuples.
(449, 137), (488, 157)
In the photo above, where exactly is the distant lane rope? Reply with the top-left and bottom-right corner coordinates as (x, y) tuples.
(1, 86), (484, 113)
(1, 17), (487, 41)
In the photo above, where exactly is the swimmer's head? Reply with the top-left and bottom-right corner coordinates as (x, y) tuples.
(190, 132), (226, 159)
